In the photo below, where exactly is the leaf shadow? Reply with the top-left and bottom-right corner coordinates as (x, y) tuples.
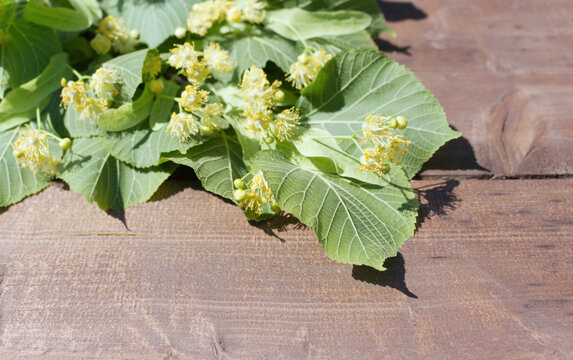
(374, 1), (428, 56)
(249, 212), (309, 242)
(377, 1), (428, 22)
(414, 179), (461, 230)
(148, 166), (203, 202)
(420, 132), (489, 172)
(352, 253), (417, 298)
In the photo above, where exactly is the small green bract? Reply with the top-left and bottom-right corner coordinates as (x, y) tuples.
(0, 0), (460, 270)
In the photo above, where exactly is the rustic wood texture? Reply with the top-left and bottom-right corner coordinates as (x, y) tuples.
(0, 179), (571, 359)
(383, 0), (573, 177)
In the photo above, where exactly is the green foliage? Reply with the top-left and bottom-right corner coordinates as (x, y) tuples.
(99, 0), (196, 48)
(59, 137), (176, 210)
(266, 9), (372, 41)
(299, 49), (460, 178)
(230, 31), (297, 76)
(166, 132), (247, 202)
(0, 0), (460, 270)
(0, 17), (62, 88)
(0, 53), (71, 116)
(254, 151), (417, 270)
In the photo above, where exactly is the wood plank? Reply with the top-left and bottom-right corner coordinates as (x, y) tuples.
(0, 179), (571, 359)
(383, 0), (573, 177)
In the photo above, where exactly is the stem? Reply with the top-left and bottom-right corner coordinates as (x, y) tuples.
(241, 168), (260, 182)
(35, 108), (43, 130)
(157, 94), (177, 101)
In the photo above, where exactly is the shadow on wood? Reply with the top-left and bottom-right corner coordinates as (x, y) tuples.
(352, 253), (417, 298)
(250, 212), (309, 242)
(415, 180), (461, 230)
(377, 1), (427, 22)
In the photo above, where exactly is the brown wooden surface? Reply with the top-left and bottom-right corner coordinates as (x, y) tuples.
(0, 179), (572, 359)
(2, 1), (573, 359)
(384, 0), (573, 177)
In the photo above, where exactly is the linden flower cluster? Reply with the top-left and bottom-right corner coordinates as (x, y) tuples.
(91, 15), (139, 55)
(286, 49), (333, 90)
(167, 42), (233, 140)
(233, 173), (278, 218)
(12, 125), (61, 175)
(240, 66), (301, 142)
(183, 0), (266, 37)
(358, 114), (411, 176)
(60, 65), (121, 121)
(167, 85), (226, 140)
(168, 42), (233, 84)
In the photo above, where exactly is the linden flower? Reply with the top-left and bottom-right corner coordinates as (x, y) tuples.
(242, 1), (266, 24)
(234, 172), (273, 217)
(167, 112), (200, 141)
(80, 97), (109, 121)
(244, 105), (273, 134)
(187, 1), (226, 36)
(60, 78), (87, 109)
(358, 113), (411, 177)
(93, 15), (139, 54)
(240, 65), (281, 108)
(359, 147), (390, 177)
(198, 103), (226, 132)
(362, 114), (408, 148)
(179, 85), (209, 113)
(203, 42), (233, 73)
(271, 107), (300, 142)
(90, 34), (112, 55)
(226, 6), (242, 22)
(168, 42), (202, 72)
(12, 125), (51, 173)
(286, 49), (333, 90)
(184, 59), (212, 85)
(89, 65), (120, 100)
(95, 15), (123, 40)
(112, 29), (139, 54)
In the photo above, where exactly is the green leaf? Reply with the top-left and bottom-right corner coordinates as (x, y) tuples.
(62, 106), (104, 138)
(0, 18), (62, 88)
(254, 150), (417, 270)
(230, 31), (297, 76)
(24, 0), (90, 31)
(68, 0), (102, 26)
(105, 49), (149, 100)
(291, 127), (385, 185)
(150, 80), (180, 128)
(0, 108), (36, 133)
(165, 132), (247, 201)
(96, 86), (155, 132)
(0, 127), (51, 207)
(59, 137), (176, 210)
(100, 124), (201, 168)
(265, 9), (371, 41)
(0, 53), (71, 116)
(99, 0), (196, 48)
(299, 49), (461, 178)
(268, 0), (394, 37)
(301, 31), (377, 55)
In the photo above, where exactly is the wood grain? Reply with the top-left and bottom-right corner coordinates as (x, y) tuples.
(383, 0), (573, 177)
(0, 179), (571, 359)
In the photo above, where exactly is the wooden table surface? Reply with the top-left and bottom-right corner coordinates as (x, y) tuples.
(1, 1), (572, 359)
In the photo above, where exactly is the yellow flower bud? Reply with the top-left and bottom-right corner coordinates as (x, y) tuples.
(59, 138), (72, 150)
(149, 79), (164, 94)
(396, 116), (408, 130)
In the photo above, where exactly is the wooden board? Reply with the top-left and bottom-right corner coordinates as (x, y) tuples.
(383, 0), (573, 177)
(1, 179), (571, 359)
